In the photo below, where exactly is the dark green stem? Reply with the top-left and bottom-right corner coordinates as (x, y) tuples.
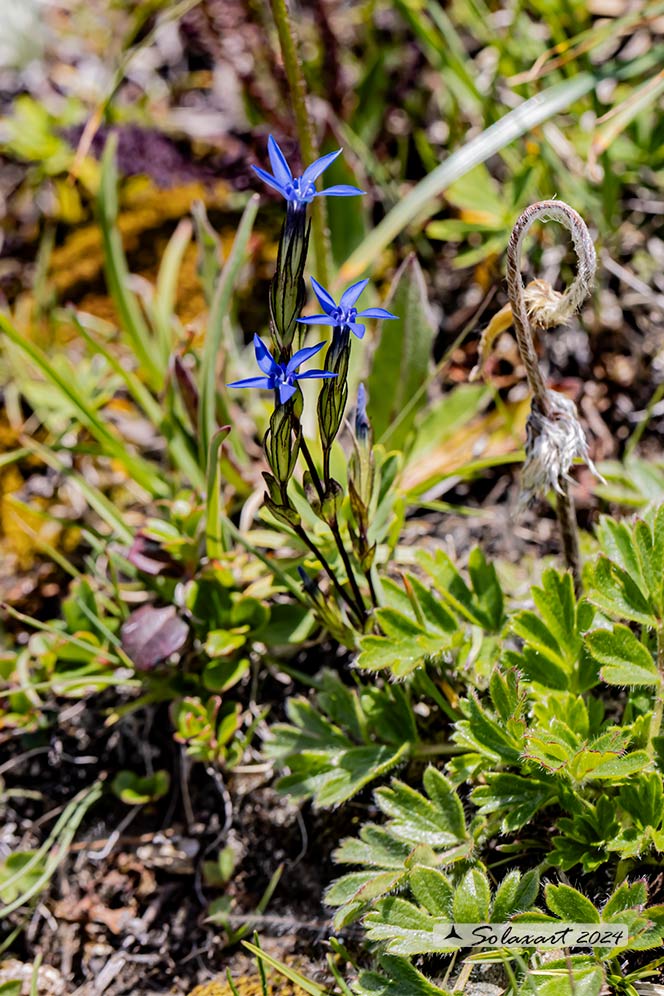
(649, 625), (664, 755)
(292, 523), (363, 626)
(329, 519), (367, 621)
(299, 436), (367, 621)
(299, 436), (325, 502)
(269, 0), (330, 286)
(364, 567), (378, 608)
(556, 476), (582, 596)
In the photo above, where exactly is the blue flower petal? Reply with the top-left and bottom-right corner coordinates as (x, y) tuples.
(252, 164), (286, 197)
(297, 314), (335, 326)
(340, 278), (369, 310)
(316, 184), (365, 197)
(278, 381), (297, 404)
(310, 277), (337, 315)
(253, 334), (279, 375)
(295, 370), (338, 380)
(267, 135), (293, 186)
(286, 341), (326, 375)
(356, 307), (398, 320)
(348, 322), (366, 339)
(300, 149), (342, 186)
(227, 376), (272, 390)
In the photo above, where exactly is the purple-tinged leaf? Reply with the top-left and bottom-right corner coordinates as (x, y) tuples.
(121, 604), (189, 671)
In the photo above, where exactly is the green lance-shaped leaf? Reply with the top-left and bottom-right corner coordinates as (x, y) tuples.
(367, 254), (436, 451)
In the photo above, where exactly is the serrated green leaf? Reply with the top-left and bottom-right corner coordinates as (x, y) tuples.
(417, 548), (501, 630)
(275, 742), (410, 808)
(333, 826), (412, 870)
(468, 548), (504, 630)
(452, 867), (491, 922)
(314, 743), (410, 808)
(526, 964), (604, 996)
(457, 693), (523, 763)
(354, 955), (452, 996)
(545, 883), (600, 923)
(492, 869), (540, 922)
(589, 556), (656, 626)
(409, 867), (453, 916)
(421, 767), (467, 839)
(587, 749), (651, 779)
(618, 772), (664, 828)
(365, 897), (441, 955)
(471, 773), (557, 832)
(587, 624), (660, 687)
(406, 576), (457, 634)
(325, 869), (407, 909)
(602, 879), (648, 919)
(377, 771), (469, 847)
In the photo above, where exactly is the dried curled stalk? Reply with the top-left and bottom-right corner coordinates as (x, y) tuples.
(483, 200), (601, 592)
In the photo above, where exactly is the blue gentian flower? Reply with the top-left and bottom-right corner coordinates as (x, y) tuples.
(228, 334), (337, 405)
(252, 136), (365, 206)
(297, 277), (397, 340)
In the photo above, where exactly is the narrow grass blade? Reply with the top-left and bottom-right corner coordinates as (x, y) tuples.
(205, 426), (232, 560)
(23, 436), (135, 543)
(65, 309), (163, 425)
(192, 200), (223, 306)
(0, 313), (168, 497)
(98, 136), (162, 388)
(0, 781), (104, 919)
(242, 941), (329, 996)
(199, 194), (259, 464)
(338, 73), (596, 283)
(0, 448), (30, 470)
(589, 68), (664, 173)
(154, 218), (192, 365)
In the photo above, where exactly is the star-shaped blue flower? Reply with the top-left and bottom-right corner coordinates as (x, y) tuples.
(252, 136), (365, 206)
(227, 335), (337, 405)
(297, 277), (397, 340)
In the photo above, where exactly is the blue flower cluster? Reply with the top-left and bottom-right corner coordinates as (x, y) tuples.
(251, 135), (364, 206)
(229, 334), (336, 406)
(228, 137), (397, 404)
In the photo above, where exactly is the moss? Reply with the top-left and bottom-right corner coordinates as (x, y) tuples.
(187, 974), (306, 996)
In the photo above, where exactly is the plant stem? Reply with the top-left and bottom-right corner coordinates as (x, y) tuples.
(413, 743), (464, 759)
(507, 200), (596, 590)
(270, 0), (330, 287)
(299, 436), (325, 501)
(299, 436), (367, 621)
(506, 200), (596, 418)
(329, 520), (368, 621)
(292, 522), (363, 626)
(649, 624), (664, 753)
(556, 476), (582, 596)
(364, 567), (378, 608)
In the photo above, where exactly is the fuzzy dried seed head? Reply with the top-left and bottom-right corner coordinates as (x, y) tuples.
(524, 278), (568, 329)
(519, 390), (604, 509)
